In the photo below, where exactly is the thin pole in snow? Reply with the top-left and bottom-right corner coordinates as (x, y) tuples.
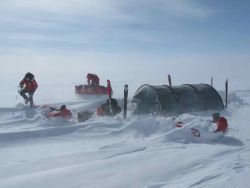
(225, 79), (228, 108)
(168, 74), (172, 86)
(211, 76), (213, 86)
(123, 84), (128, 119)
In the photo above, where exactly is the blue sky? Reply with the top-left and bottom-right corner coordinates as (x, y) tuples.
(1, 0), (250, 94)
(1, 0), (250, 54)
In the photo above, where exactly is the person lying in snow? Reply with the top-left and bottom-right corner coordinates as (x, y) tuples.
(175, 113), (228, 133)
(45, 105), (72, 119)
(160, 113), (229, 143)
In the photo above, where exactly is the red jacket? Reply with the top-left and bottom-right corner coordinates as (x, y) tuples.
(107, 80), (112, 98)
(215, 117), (228, 133)
(48, 109), (72, 119)
(20, 79), (38, 92)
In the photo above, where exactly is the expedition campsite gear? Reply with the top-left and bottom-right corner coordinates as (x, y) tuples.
(75, 74), (111, 95)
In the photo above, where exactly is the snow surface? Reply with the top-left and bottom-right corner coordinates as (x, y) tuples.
(0, 84), (250, 188)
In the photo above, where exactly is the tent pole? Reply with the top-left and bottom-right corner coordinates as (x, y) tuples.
(168, 74), (172, 86)
(124, 84), (128, 119)
(211, 76), (213, 86)
(225, 79), (228, 108)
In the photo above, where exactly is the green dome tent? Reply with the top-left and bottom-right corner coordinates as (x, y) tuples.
(131, 84), (224, 115)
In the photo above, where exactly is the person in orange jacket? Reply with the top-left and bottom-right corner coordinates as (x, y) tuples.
(46, 105), (72, 119)
(107, 79), (113, 98)
(97, 98), (121, 116)
(87, 73), (100, 86)
(212, 113), (228, 133)
(19, 72), (38, 107)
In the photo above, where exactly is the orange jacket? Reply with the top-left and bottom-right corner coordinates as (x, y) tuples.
(20, 79), (38, 92)
(48, 109), (72, 119)
(215, 117), (228, 133)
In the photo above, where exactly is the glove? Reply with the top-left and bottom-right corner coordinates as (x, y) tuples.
(18, 85), (23, 93)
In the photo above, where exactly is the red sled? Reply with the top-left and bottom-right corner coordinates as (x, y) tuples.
(75, 85), (109, 95)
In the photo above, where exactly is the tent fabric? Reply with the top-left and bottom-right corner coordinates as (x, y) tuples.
(131, 84), (224, 115)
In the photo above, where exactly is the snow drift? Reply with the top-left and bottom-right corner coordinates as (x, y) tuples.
(0, 90), (250, 188)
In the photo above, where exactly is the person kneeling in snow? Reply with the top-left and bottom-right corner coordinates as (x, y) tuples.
(77, 98), (121, 122)
(212, 113), (228, 133)
(97, 98), (121, 116)
(46, 105), (72, 119)
(173, 113), (228, 140)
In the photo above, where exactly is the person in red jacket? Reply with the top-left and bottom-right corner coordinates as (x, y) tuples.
(96, 98), (121, 116)
(107, 79), (113, 98)
(46, 105), (72, 119)
(212, 113), (228, 133)
(87, 73), (100, 86)
(19, 72), (38, 107)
